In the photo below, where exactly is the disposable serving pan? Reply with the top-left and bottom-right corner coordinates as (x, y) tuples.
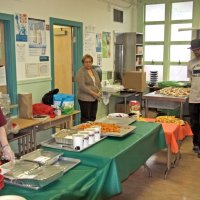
(1, 156), (80, 190)
(3, 164), (63, 189)
(41, 135), (107, 152)
(73, 123), (136, 137)
(20, 149), (63, 165)
(52, 129), (77, 145)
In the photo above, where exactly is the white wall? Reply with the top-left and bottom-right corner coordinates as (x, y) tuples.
(0, 0), (137, 81)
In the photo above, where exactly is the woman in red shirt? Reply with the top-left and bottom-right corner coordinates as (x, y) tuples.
(0, 108), (14, 161)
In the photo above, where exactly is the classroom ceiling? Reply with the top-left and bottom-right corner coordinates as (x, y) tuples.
(98, 0), (138, 8)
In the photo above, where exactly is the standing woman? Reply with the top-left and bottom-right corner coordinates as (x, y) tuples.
(0, 108), (15, 161)
(76, 54), (102, 123)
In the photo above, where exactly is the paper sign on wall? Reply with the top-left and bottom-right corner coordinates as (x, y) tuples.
(25, 63), (49, 78)
(102, 32), (111, 58)
(15, 13), (28, 42)
(28, 18), (46, 56)
(0, 66), (7, 86)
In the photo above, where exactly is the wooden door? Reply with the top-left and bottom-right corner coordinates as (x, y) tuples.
(54, 26), (73, 94)
(0, 21), (7, 94)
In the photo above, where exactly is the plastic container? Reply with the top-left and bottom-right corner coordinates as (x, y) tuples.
(129, 101), (141, 119)
(53, 129), (76, 145)
(0, 174), (4, 190)
(53, 94), (74, 115)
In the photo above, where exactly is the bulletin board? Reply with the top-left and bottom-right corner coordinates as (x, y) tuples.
(15, 13), (50, 80)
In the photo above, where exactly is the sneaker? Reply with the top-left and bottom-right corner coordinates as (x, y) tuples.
(193, 146), (199, 153)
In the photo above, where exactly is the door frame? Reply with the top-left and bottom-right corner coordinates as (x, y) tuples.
(50, 17), (83, 122)
(0, 13), (17, 113)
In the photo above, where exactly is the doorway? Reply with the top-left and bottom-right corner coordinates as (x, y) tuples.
(50, 18), (83, 123)
(0, 14), (17, 114)
(53, 25), (73, 94)
(0, 21), (7, 94)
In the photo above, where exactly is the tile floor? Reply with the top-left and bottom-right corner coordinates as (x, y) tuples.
(110, 137), (200, 200)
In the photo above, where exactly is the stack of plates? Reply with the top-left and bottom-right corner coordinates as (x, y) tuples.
(150, 71), (158, 85)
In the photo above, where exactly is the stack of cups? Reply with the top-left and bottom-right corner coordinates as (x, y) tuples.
(72, 126), (102, 151)
(85, 126), (101, 142)
(77, 131), (90, 148)
(72, 134), (84, 151)
(84, 129), (95, 145)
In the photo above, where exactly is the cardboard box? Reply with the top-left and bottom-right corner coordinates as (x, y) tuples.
(122, 71), (147, 92)
(116, 103), (130, 114)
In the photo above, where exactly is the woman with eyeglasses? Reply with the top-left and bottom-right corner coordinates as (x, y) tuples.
(76, 54), (102, 123)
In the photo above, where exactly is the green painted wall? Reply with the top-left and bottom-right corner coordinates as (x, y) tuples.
(17, 78), (52, 103)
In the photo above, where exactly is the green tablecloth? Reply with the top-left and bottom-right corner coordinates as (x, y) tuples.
(1, 122), (166, 200)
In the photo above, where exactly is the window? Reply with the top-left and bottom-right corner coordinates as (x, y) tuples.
(144, 1), (193, 82)
(171, 1), (193, 20)
(145, 25), (165, 42)
(144, 45), (164, 62)
(145, 4), (165, 22)
(171, 23), (192, 41)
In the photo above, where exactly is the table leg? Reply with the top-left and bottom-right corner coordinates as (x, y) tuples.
(143, 163), (152, 177)
(125, 97), (127, 113)
(173, 140), (182, 166)
(32, 127), (37, 150)
(145, 99), (148, 117)
(164, 144), (172, 179)
(18, 138), (22, 156)
(26, 134), (30, 153)
(22, 136), (25, 155)
(180, 102), (183, 119)
(30, 131), (33, 151)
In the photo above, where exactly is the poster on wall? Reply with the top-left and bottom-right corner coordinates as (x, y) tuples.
(25, 63), (39, 78)
(28, 18), (46, 56)
(84, 25), (96, 58)
(39, 63), (49, 76)
(15, 13), (28, 42)
(97, 54), (102, 67)
(96, 33), (102, 52)
(25, 63), (50, 78)
(16, 43), (26, 62)
(0, 66), (6, 86)
(102, 32), (111, 58)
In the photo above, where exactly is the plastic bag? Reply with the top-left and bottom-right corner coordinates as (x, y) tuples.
(53, 94), (74, 115)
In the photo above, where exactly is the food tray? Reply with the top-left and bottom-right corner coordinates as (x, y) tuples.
(101, 125), (136, 137)
(73, 123), (136, 137)
(96, 117), (136, 126)
(52, 129), (77, 145)
(1, 156), (80, 190)
(20, 149), (63, 165)
(41, 135), (107, 152)
(108, 113), (129, 118)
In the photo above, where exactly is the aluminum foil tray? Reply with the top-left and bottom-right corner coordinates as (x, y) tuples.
(52, 129), (77, 145)
(20, 149), (63, 165)
(1, 156), (80, 190)
(41, 135), (107, 152)
(3, 164), (63, 189)
(96, 116), (136, 126)
(51, 156), (81, 173)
